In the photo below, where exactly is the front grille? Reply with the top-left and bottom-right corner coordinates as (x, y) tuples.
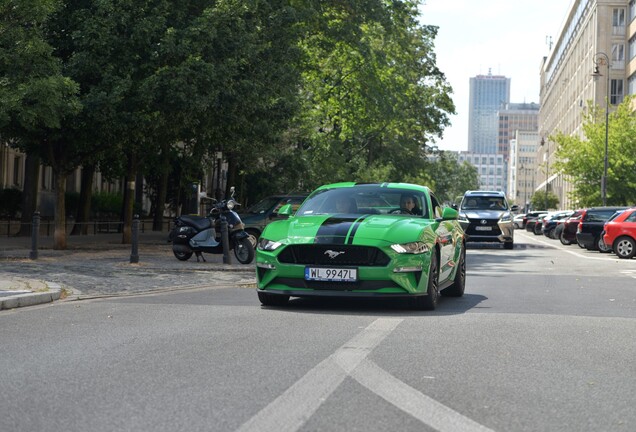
(277, 245), (390, 266)
(465, 218), (502, 236)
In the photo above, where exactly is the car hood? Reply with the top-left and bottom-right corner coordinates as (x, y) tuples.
(460, 210), (507, 219)
(263, 214), (436, 246)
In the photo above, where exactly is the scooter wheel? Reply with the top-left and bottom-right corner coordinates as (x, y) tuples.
(234, 237), (255, 264)
(173, 250), (193, 261)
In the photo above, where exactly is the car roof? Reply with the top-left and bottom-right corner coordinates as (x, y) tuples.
(463, 190), (505, 197)
(315, 182), (432, 193)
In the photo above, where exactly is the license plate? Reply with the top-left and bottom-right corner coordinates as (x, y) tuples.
(475, 226), (492, 231)
(305, 267), (357, 282)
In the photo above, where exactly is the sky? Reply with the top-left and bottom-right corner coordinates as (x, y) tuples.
(418, 0), (574, 152)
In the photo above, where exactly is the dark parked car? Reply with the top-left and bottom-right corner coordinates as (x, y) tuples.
(541, 210), (574, 239)
(239, 194), (308, 239)
(576, 206), (628, 251)
(525, 211), (548, 235)
(560, 209), (585, 245)
(522, 211), (548, 230)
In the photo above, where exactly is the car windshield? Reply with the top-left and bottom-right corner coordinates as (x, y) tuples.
(296, 186), (428, 217)
(461, 197), (508, 211)
(244, 197), (283, 214)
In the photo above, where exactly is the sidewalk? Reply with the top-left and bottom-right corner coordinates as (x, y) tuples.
(0, 230), (257, 310)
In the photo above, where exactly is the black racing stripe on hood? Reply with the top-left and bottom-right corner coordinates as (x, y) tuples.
(315, 216), (359, 244)
(347, 216), (367, 244)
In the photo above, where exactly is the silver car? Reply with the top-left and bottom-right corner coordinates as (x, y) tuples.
(458, 191), (519, 249)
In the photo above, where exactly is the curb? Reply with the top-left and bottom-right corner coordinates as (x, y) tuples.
(0, 282), (62, 311)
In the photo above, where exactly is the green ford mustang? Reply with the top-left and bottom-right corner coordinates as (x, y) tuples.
(255, 182), (466, 310)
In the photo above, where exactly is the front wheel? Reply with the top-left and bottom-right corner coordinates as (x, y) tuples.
(234, 236), (255, 264)
(173, 250), (193, 261)
(414, 252), (439, 310)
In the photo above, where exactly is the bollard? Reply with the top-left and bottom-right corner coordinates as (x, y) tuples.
(130, 214), (139, 263)
(29, 212), (40, 260)
(220, 216), (232, 264)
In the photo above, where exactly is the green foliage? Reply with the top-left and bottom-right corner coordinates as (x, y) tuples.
(552, 96), (636, 206)
(91, 192), (123, 218)
(530, 190), (559, 211)
(0, 188), (22, 218)
(425, 152), (480, 204)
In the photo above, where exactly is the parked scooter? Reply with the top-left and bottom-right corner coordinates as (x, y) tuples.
(169, 187), (254, 264)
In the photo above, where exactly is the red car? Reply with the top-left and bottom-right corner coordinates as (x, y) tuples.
(603, 207), (636, 259)
(559, 209), (585, 246)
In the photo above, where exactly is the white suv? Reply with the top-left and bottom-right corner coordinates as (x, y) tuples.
(458, 191), (518, 249)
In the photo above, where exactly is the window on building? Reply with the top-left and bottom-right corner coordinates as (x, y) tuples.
(630, 36), (636, 60)
(614, 8), (626, 35)
(629, 73), (636, 96)
(611, 79), (624, 104)
(612, 44), (625, 68)
(631, 0), (636, 23)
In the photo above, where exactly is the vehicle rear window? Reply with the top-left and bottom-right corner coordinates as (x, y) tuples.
(585, 210), (620, 222)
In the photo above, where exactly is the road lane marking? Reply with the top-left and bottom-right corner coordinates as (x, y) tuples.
(517, 231), (636, 263)
(236, 318), (494, 432)
(350, 359), (495, 432)
(236, 318), (402, 432)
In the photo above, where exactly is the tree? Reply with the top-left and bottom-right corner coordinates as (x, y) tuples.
(552, 96), (636, 207)
(293, 0), (455, 188)
(0, 0), (81, 246)
(530, 190), (559, 211)
(425, 151), (479, 204)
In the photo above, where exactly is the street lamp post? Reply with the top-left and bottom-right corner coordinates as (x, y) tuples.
(592, 52), (610, 206)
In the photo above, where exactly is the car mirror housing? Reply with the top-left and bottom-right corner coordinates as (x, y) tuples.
(510, 204), (520, 212)
(277, 204), (293, 216)
(437, 206), (458, 221)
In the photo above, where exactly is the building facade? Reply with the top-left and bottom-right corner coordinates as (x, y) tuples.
(457, 152), (506, 192)
(539, 0), (632, 210)
(468, 71), (511, 154)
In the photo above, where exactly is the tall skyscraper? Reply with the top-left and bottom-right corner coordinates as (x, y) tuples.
(468, 71), (511, 154)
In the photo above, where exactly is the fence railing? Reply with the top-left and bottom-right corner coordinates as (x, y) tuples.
(0, 218), (173, 237)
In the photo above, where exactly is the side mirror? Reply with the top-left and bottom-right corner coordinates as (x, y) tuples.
(277, 204), (293, 217)
(510, 204), (520, 212)
(436, 206), (458, 221)
(229, 186), (236, 198)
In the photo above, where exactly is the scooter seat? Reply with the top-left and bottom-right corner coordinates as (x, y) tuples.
(179, 215), (212, 231)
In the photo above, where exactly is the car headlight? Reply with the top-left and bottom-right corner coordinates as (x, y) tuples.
(258, 237), (283, 251)
(390, 242), (429, 254)
(499, 212), (512, 222)
(458, 213), (469, 223)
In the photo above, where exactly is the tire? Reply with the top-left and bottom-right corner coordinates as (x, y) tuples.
(414, 252), (439, 310)
(546, 228), (556, 239)
(173, 250), (193, 261)
(533, 223), (542, 235)
(613, 236), (636, 259)
(441, 247), (465, 297)
(258, 291), (290, 306)
(560, 231), (572, 245)
(597, 235), (612, 253)
(234, 237), (255, 264)
(503, 241), (514, 249)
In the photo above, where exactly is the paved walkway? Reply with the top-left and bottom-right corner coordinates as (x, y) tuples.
(0, 230), (256, 310)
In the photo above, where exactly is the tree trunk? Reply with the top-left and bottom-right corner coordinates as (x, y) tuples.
(53, 171), (67, 250)
(71, 164), (95, 235)
(17, 153), (41, 237)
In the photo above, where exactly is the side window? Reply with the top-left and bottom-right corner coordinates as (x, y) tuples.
(625, 211), (636, 222)
(429, 194), (442, 219)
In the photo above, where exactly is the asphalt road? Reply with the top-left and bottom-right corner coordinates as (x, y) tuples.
(2, 230), (636, 432)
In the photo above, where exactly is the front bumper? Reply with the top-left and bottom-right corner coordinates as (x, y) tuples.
(463, 219), (514, 243)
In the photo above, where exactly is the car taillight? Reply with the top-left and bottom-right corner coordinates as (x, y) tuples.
(577, 221), (582, 233)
